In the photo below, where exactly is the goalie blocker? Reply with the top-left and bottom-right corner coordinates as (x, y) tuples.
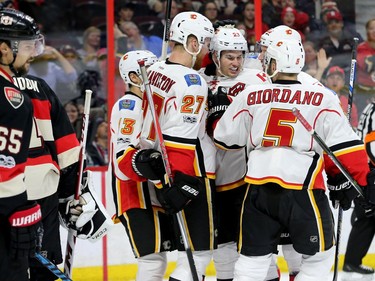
(59, 170), (113, 242)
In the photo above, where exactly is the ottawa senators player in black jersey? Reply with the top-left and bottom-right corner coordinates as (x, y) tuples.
(0, 8), (108, 281)
(0, 8), (43, 281)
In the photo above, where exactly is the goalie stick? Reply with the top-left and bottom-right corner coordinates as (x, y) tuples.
(63, 89), (92, 278)
(138, 60), (200, 281)
(332, 37), (359, 281)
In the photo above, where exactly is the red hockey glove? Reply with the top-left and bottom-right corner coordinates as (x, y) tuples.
(132, 149), (166, 180)
(327, 173), (360, 211)
(8, 202), (42, 259)
(155, 171), (203, 214)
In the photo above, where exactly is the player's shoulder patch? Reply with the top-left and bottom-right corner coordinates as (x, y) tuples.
(119, 99), (136, 111)
(184, 74), (202, 87)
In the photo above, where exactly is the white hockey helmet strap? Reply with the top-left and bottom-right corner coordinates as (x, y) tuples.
(264, 39), (305, 76)
(119, 50), (158, 88)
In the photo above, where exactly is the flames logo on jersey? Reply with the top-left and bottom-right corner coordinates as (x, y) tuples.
(4, 87), (24, 109)
(228, 82), (245, 97)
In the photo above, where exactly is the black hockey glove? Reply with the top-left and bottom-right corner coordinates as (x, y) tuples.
(132, 149), (166, 180)
(207, 87), (231, 136)
(8, 202), (42, 259)
(327, 173), (360, 211)
(155, 171), (203, 214)
(355, 169), (375, 217)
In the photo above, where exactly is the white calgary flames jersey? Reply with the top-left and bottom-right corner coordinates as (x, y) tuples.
(110, 92), (159, 214)
(200, 66), (270, 190)
(214, 80), (369, 190)
(141, 60), (212, 178)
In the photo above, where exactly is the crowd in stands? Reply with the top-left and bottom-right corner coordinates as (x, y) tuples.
(2, 0), (374, 167)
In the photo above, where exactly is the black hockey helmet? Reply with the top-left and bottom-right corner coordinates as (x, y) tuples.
(0, 8), (41, 41)
(0, 8), (44, 74)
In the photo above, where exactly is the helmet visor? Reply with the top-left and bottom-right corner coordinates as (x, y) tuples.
(17, 34), (45, 57)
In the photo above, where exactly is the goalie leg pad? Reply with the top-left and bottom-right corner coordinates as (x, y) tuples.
(265, 254), (279, 281)
(136, 252), (167, 281)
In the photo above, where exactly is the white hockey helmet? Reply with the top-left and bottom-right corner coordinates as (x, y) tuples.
(210, 26), (248, 54)
(119, 50), (158, 85)
(264, 39), (305, 75)
(169, 11), (214, 46)
(259, 25), (301, 47)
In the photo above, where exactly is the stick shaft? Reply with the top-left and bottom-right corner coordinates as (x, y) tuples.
(138, 60), (199, 281)
(292, 108), (364, 197)
(35, 253), (73, 281)
(63, 89), (92, 278)
(347, 37), (359, 122)
(161, 0), (172, 60)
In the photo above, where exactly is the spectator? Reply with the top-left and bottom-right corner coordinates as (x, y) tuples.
(324, 66), (358, 127)
(75, 69), (105, 108)
(59, 44), (86, 76)
(262, 0), (283, 28)
(116, 1), (135, 24)
(280, 6), (305, 41)
(199, 1), (220, 24)
(235, 1), (269, 51)
(28, 45), (78, 104)
(302, 40), (331, 82)
(356, 18), (375, 114)
(77, 26), (102, 70)
(317, 9), (363, 83)
(149, 0), (180, 38)
(64, 101), (82, 140)
(118, 21), (163, 58)
(281, 0), (309, 33)
(86, 118), (108, 167)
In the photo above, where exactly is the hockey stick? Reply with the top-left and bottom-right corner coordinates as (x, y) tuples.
(35, 226), (72, 281)
(35, 253), (73, 281)
(138, 60), (200, 281)
(63, 89), (92, 278)
(332, 37), (359, 281)
(160, 0), (172, 60)
(292, 107), (364, 197)
(346, 37), (359, 122)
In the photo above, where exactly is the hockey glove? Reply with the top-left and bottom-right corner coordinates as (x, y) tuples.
(207, 87), (231, 136)
(155, 171), (203, 214)
(356, 169), (375, 217)
(59, 171), (113, 241)
(327, 173), (359, 211)
(8, 202), (42, 259)
(132, 149), (166, 180)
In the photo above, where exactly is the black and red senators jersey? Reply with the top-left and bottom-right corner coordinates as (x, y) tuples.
(0, 69), (33, 216)
(13, 75), (80, 200)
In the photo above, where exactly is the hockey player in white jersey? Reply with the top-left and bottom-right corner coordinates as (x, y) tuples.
(131, 12), (216, 281)
(200, 24), (274, 281)
(110, 50), (177, 281)
(213, 38), (375, 281)
(257, 25), (323, 88)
